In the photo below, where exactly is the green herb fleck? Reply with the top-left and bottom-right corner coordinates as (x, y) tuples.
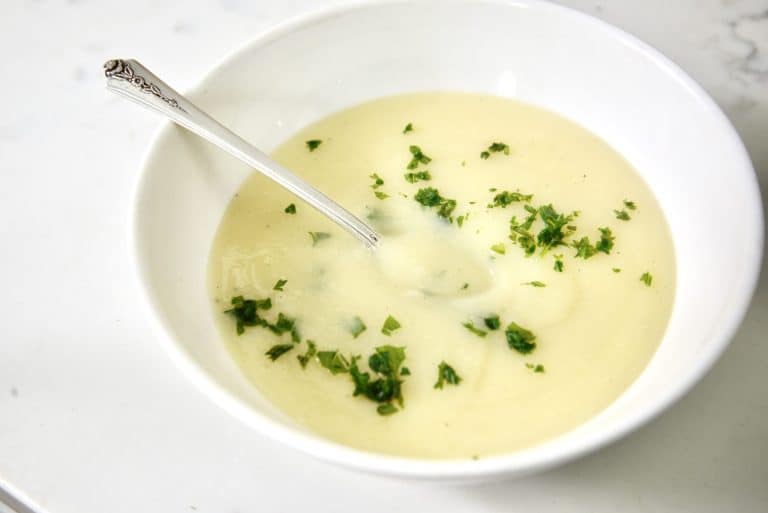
(526, 363), (545, 373)
(404, 170), (431, 183)
(370, 172), (384, 189)
(297, 340), (317, 368)
(490, 243), (506, 255)
(505, 322), (537, 354)
(273, 279), (287, 291)
(461, 283), (469, 290)
(595, 227), (614, 254)
(462, 321), (487, 338)
(457, 214), (466, 227)
(265, 344), (294, 361)
(522, 281), (546, 287)
(571, 237), (597, 259)
(284, 203), (296, 214)
(480, 142), (510, 159)
(377, 403), (398, 415)
(225, 295), (271, 335)
(400, 366), (411, 376)
(414, 187), (458, 222)
(349, 345), (407, 414)
(612, 268), (621, 273)
(536, 204), (577, 251)
(554, 254), (564, 272)
(488, 190), (533, 208)
(640, 272), (653, 287)
(403, 122), (413, 134)
(309, 231), (331, 246)
(614, 209), (630, 221)
(348, 316), (367, 339)
(381, 315), (401, 336)
(624, 199), (637, 210)
(305, 139), (322, 152)
(434, 361), (462, 389)
(317, 350), (350, 374)
(407, 145), (432, 169)
(374, 191), (389, 200)
(483, 314), (501, 330)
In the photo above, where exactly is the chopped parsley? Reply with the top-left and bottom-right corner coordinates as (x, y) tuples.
(483, 314), (501, 330)
(225, 295), (272, 335)
(526, 363), (545, 373)
(407, 145), (432, 169)
(624, 199), (637, 210)
(456, 214), (466, 227)
(317, 350), (350, 374)
(461, 282), (470, 290)
(309, 231), (331, 246)
(505, 322), (537, 354)
(462, 321), (487, 338)
(640, 272), (653, 287)
(265, 344), (294, 361)
(553, 254), (564, 272)
(404, 170), (432, 183)
(612, 267), (622, 273)
(434, 361), (462, 389)
(381, 315), (401, 336)
(267, 312), (300, 342)
(350, 345), (407, 414)
(370, 173), (384, 189)
(595, 227), (615, 254)
(403, 122), (413, 134)
(522, 281), (546, 287)
(297, 340), (317, 368)
(414, 187), (457, 222)
(488, 190), (533, 208)
(490, 243), (506, 255)
(480, 142), (510, 159)
(284, 203), (296, 214)
(571, 237), (597, 259)
(374, 191), (389, 200)
(614, 209), (631, 221)
(273, 279), (287, 291)
(348, 316), (367, 339)
(508, 204), (578, 257)
(305, 139), (322, 152)
(400, 366), (411, 376)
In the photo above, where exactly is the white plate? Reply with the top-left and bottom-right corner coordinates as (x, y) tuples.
(132, 0), (763, 481)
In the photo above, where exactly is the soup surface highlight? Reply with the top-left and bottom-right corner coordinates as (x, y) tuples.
(208, 93), (675, 459)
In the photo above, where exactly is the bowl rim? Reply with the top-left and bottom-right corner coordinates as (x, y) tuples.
(131, 0), (764, 480)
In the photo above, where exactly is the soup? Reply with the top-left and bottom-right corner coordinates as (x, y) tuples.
(208, 93), (675, 459)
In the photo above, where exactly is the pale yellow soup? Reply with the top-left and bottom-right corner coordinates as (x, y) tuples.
(208, 93), (675, 459)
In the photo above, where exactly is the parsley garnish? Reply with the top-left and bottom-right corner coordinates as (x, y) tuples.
(490, 243), (506, 255)
(571, 237), (597, 259)
(434, 361), (462, 389)
(523, 281), (546, 287)
(273, 279), (287, 291)
(614, 209), (631, 221)
(350, 345), (406, 414)
(381, 315), (401, 336)
(400, 366), (411, 376)
(612, 268), (622, 273)
(553, 254), (564, 272)
(305, 139), (322, 152)
(284, 203), (296, 214)
(370, 173), (384, 188)
(505, 322), (537, 354)
(377, 403), (398, 415)
(404, 170), (431, 183)
(348, 316), (367, 339)
(484, 314), (500, 330)
(297, 340), (317, 368)
(225, 295), (271, 335)
(595, 227), (614, 254)
(537, 205), (577, 251)
(407, 145), (432, 169)
(624, 199), (637, 210)
(640, 272), (653, 287)
(480, 142), (510, 159)
(462, 321), (487, 337)
(317, 350), (350, 374)
(461, 282), (469, 290)
(309, 231), (331, 246)
(526, 363), (545, 373)
(488, 190), (533, 208)
(414, 187), (457, 222)
(265, 344), (294, 361)
(374, 191), (389, 200)
(403, 123), (413, 134)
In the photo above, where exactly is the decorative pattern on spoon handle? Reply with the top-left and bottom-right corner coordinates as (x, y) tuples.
(103, 59), (187, 112)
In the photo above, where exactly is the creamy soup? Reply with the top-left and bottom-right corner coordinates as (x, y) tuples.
(208, 93), (675, 459)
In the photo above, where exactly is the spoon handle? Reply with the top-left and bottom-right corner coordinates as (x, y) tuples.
(103, 58), (380, 248)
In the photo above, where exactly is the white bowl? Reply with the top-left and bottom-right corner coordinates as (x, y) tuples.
(133, 0), (763, 481)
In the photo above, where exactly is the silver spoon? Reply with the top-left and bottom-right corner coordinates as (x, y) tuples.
(103, 58), (380, 248)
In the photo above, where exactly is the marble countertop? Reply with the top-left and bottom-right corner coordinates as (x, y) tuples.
(1, 1), (766, 512)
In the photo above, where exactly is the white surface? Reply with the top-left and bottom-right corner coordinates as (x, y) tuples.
(133, 0), (761, 481)
(0, 0), (766, 510)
